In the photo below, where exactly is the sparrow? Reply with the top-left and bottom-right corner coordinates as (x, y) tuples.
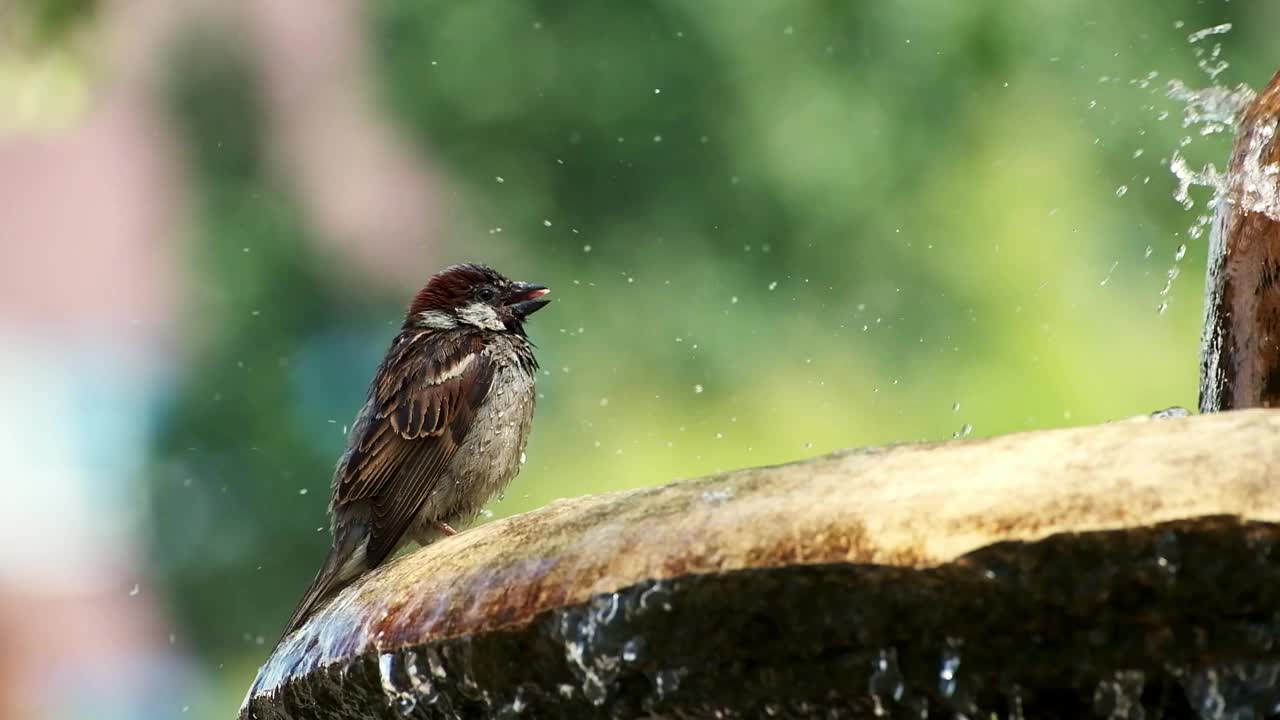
(279, 263), (551, 640)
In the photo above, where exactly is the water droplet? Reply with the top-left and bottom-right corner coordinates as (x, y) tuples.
(599, 398), (609, 407)
(503, 686), (529, 715)
(1187, 22), (1232, 44)
(542, 219), (552, 227)
(1009, 684), (1027, 720)
(1154, 530), (1181, 576)
(652, 668), (687, 699)
(952, 402), (961, 412)
(1092, 670), (1147, 720)
(701, 487), (736, 507)
(582, 244), (592, 253)
(768, 281), (778, 291)
(495, 176), (505, 183)
(1099, 260), (1120, 286)
(694, 384), (704, 394)
(129, 583), (140, 597)
(939, 646), (962, 698)
(1115, 184), (1129, 197)
(622, 637), (643, 663)
(730, 296), (739, 304)
(1175, 243), (1188, 261)
(377, 653), (421, 716)
(868, 648), (906, 706)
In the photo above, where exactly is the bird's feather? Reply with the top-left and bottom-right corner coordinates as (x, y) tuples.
(335, 331), (494, 566)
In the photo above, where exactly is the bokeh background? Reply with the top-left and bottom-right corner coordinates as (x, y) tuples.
(0, 0), (1274, 717)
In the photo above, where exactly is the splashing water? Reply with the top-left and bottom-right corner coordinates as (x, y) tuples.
(938, 647), (962, 698)
(376, 648), (457, 716)
(1183, 662), (1280, 720)
(378, 653), (419, 716)
(1166, 73), (1253, 136)
(867, 648), (906, 716)
(1091, 670), (1147, 719)
(1160, 23), (1261, 315)
(1236, 120), (1280, 220)
(1187, 23), (1232, 44)
(1157, 252), (1182, 315)
(1168, 150), (1225, 212)
(1164, 73), (1252, 213)
(557, 582), (677, 708)
(1187, 23), (1233, 81)
(560, 594), (622, 705)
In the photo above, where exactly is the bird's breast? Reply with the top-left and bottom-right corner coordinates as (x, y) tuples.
(429, 352), (538, 527)
(464, 362), (538, 478)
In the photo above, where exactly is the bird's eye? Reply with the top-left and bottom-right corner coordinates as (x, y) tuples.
(476, 287), (498, 303)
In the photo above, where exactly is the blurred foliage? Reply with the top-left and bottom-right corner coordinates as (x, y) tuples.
(0, 0), (96, 131)
(127, 0), (1275, 713)
(3, 0), (96, 47)
(151, 36), (351, 657)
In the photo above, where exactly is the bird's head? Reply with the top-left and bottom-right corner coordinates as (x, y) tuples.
(407, 263), (551, 332)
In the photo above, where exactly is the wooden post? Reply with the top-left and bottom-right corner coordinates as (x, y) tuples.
(1200, 70), (1280, 411)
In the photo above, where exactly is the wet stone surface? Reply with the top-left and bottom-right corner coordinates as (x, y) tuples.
(242, 517), (1280, 719)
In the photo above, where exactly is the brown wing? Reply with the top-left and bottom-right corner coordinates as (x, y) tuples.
(336, 332), (494, 566)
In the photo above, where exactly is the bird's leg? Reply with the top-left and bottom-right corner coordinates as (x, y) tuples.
(410, 520), (459, 547)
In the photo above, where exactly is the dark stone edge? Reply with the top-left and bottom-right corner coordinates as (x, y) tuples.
(242, 516), (1280, 719)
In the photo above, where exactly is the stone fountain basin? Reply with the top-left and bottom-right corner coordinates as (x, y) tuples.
(242, 409), (1280, 719)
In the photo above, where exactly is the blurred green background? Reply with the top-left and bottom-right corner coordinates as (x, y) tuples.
(6, 0), (1276, 716)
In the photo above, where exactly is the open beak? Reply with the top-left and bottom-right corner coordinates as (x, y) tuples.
(505, 282), (551, 318)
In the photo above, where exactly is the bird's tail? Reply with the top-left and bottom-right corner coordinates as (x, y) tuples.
(278, 528), (368, 643)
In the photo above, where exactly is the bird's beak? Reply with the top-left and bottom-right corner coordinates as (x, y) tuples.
(505, 282), (552, 318)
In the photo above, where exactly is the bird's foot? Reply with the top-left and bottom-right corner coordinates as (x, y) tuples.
(434, 520), (458, 536)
